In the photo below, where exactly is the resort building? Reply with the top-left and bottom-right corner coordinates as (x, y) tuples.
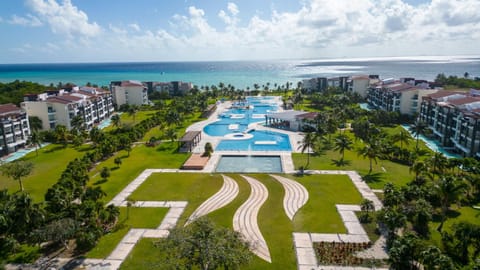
(0, 103), (30, 156)
(301, 77), (327, 93)
(110, 80), (149, 106)
(265, 111), (318, 131)
(347, 75), (373, 98)
(146, 81), (193, 96)
(21, 86), (114, 130)
(419, 90), (480, 157)
(367, 78), (438, 115)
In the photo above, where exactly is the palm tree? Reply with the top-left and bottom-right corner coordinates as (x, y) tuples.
(391, 130), (411, 150)
(357, 142), (381, 174)
(54, 125), (69, 147)
(128, 105), (139, 124)
(409, 120), (428, 150)
(28, 116), (43, 132)
(410, 160), (428, 183)
(165, 128), (177, 142)
(298, 132), (316, 168)
(0, 161), (34, 192)
(334, 134), (353, 162)
(428, 151), (448, 177)
(111, 114), (121, 129)
(70, 115), (85, 132)
(435, 175), (467, 232)
(29, 131), (42, 156)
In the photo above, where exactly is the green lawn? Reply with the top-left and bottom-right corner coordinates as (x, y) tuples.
(88, 142), (190, 203)
(116, 173), (365, 269)
(0, 144), (87, 201)
(86, 207), (169, 258)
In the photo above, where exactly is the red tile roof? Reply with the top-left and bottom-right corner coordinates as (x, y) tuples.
(448, 97), (480, 106)
(426, 91), (464, 100)
(0, 103), (22, 115)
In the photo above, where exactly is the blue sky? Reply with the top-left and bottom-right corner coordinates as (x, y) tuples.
(0, 0), (478, 63)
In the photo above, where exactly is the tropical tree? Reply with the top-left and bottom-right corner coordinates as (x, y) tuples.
(111, 114), (121, 129)
(435, 175), (467, 232)
(29, 131), (42, 156)
(333, 134), (353, 162)
(391, 130), (411, 150)
(100, 167), (110, 181)
(128, 105), (139, 123)
(388, 233), (419, 270)
(298, 132), (316, 168)
(114, 157), (122, 168)
(157, 217), (252, 270)
(165, 128), (177, 143)
(28, 116), (43, 132)
(70, 115), (85, 132)
(54, 124), (70, 147)
(0, 161), (34, 192)
(419, 245), (455, 270)
(409, 120), (428, 150)
(357, 142), (381, 174)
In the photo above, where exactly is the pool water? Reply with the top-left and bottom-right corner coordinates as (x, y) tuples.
(215, 155), (282, 173)
(216, 130), (291, 151)
(205, 96), (291, 151)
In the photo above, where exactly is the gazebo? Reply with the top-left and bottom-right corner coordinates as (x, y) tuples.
(178, 131), (202, 152)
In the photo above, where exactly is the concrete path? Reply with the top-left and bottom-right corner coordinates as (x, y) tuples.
(81, 169), (189, 270)
(185, 175), (239, 226)
(270, 174), (309, 220)
(233, 175), (271, 263)
(291, 170), (388, 270)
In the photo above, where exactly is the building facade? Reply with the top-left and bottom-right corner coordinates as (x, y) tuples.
(301, 77), (328, 93)
(419, 90), (480, 157)
(21, 87), (114, 131)
(146, 81), (193, 96)
(110, 80), (149, 106)
(367, 79), (438, 115)
(0, 104), (30, 156)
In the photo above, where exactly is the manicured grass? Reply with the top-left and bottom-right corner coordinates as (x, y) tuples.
(293, 149), (412, 190)
(0, 144), (87, 201)
(128, 173), (223, 225)
(290, 174), (363, 233)
(116, 173), (365, 269)
(88, 142), (190, 203)
(86, 207), (169, 259)
(428, 206), (480, 246)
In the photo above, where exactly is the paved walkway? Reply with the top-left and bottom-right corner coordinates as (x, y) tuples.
(81, 169), (189, 270)
(291, 170), (388, 270)
(270, 174), (309, 220)
(233, 175), (272, 263)
(185, 175), (239, 226)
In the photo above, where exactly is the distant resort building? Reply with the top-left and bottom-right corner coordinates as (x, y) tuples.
(145, 81), (193, 96)
(110, 80), (149, 106)
(367, 78), (438, 115)
(419, 89), (480, 157)
(21, 86), (114, 130)
(0, 104), (30, 156)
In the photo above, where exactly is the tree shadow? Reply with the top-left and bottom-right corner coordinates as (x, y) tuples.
(331, 159), (351, 167)
(44, 145), (65, 153)
(362, 173), (384, 183)
(93, 179), (108, 185)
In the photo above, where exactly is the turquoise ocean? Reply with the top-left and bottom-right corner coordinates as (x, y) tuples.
(0, 56), (479, 89)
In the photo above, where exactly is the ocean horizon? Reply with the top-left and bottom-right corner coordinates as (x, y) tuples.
(1, 55), (479, 89)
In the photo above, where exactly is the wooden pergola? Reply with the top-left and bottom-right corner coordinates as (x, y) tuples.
(178, 131), (202, 152)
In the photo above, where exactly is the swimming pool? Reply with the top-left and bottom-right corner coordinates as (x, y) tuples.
(205, 96), (291, 151)
(215, 155), (282, 173)
(216, 130), (291, 151)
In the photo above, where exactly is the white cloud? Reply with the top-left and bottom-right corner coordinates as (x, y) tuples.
(9, 14), (42, 27)
(26, 0), (101, 38)
(9, 0), (480, 62)
(129, 23), (141, 32)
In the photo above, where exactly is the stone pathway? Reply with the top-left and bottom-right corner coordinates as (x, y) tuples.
(269, 174), (309, 220)
(81, 169), (189, 270)
(291, 170), (388, 270)
(233, 175), (272, 263)
(185, 175), (239, 226)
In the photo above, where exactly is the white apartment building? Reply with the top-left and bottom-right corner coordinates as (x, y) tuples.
(110, 80), (149, 106)
(21, 87), (114, 130)
(348, 75), (371, 97)
(0, 104), (30, 156)
(367, 79), (438, 115)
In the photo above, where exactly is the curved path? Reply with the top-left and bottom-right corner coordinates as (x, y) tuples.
(270, 175), (309, 220)
(185, 175), (239, 226)
(233, 175), (271, 263)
